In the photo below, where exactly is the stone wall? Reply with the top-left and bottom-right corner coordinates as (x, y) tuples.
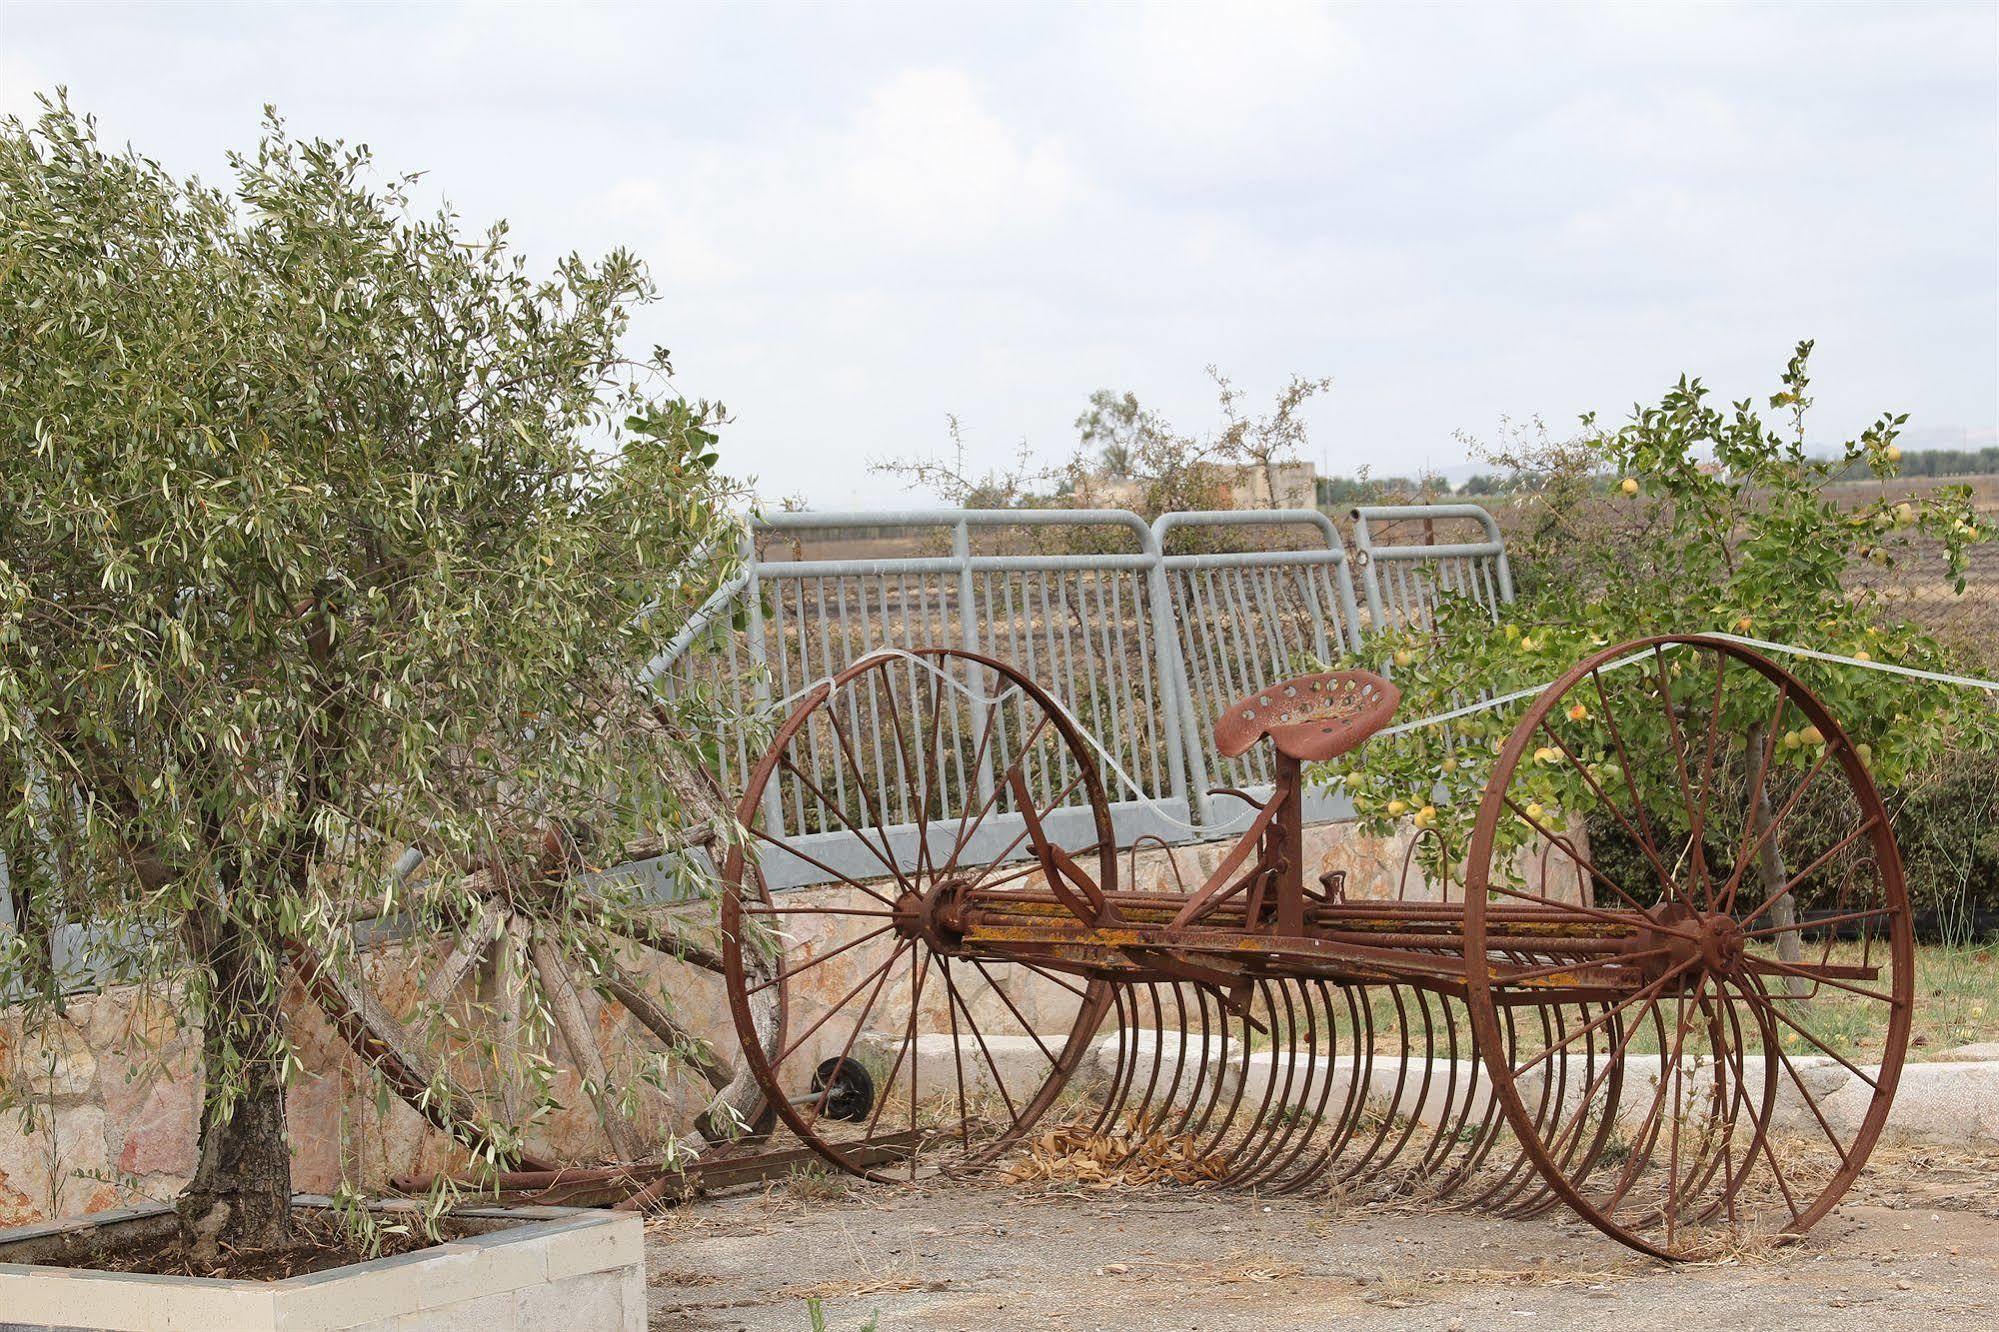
(0, 817), (1467, 1226)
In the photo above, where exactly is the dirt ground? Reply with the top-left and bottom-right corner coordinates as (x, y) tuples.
(642, 1148), (1999, 1331)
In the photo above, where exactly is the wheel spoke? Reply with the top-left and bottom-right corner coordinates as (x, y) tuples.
(1536, 719), (1676, 905)
(1737, 815), (1881, 928)
(936, 715), (1055, 878)
(746, 925), (896, 996)
(1683, 653), (1729, 905)
(776, 940), (912, 1067)
(1504, 794), (1656, 916)
(778, 756), (911, 894)
(1512, 956), (1700, 1078)
(1717, 745), (1832, 916)
(1592, 668), (1669, 874)
(1740, 986), (1885, 1089)
(969, 958), (1059, 1065)
(1740, 904), (1894, 941)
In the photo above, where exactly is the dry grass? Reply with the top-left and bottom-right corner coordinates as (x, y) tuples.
(1007, 1119), (1231, 1189)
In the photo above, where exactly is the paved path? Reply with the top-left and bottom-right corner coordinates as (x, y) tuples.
(642, 1147), (1999, 1330)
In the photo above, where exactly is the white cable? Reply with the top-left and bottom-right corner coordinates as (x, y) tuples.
(1703, 631), (1999, 693)
(763, 633), (1998, 839)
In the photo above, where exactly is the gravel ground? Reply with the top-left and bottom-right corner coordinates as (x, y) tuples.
(642, 1148), (1999, 1331)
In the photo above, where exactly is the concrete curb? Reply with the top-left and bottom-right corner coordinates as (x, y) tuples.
(866, 1032), (1999, 1148)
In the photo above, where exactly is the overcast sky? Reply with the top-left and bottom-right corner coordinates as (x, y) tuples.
(4, 1), (1995, 506)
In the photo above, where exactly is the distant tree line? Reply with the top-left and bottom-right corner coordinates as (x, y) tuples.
(1831, 445), (1997, 482)
(1316, 444), (1997, 507)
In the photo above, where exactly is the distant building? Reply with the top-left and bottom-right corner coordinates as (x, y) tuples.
(1090, 461), (1317, 511)
(1225, 461), (1317, 510)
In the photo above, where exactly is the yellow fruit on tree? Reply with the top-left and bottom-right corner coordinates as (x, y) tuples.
(1387, 799), (1408, 816)
(1619, 477), (1639, 495)
(1567, 702), (1589, 722)
(1394, 648), (1416, 668)
(1802, 724), (1824, 746)
(1524, 801), (1546, 822)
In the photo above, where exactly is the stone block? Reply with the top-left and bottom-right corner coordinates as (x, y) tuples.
(115, 1079), (198, 1178)
(392, 1287), (518, 1332)
(0, 1266), (277, 1331)
(539, 1213), (642, 1283)
(514, 1268), (626, 1330)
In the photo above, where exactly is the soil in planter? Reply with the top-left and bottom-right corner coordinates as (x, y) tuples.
(32, 1210), (485, 1282)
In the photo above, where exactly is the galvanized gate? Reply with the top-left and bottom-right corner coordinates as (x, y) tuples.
(650, 504), (1511, 888)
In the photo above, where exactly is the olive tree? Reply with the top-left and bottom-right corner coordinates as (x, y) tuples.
(0, 98), (739, 1257)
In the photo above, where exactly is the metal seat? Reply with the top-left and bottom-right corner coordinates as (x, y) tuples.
(1212, 670), (1401, 763)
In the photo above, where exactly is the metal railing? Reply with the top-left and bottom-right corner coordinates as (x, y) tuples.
(654, 511), (1191, 888)
(1153, 510), (1364, 828)
(654, 504), (1509, 888)
(1351, 504), (1514, 630)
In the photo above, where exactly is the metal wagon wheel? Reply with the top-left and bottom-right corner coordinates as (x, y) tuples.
(1463, 634), (1912, 1260)
(720, 647), (1119, 1181)
(294, 856), (784, 1178)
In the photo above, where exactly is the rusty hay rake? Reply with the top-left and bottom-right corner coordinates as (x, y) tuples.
(717, 635), (1912, 1261)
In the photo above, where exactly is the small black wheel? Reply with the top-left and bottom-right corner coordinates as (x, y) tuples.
(809, 1057), (876, 1123)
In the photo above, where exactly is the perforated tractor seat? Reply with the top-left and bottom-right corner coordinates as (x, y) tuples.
(1212, 670), (1402, 763)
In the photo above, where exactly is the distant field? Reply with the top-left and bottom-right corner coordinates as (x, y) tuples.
(1828, 473), (1998, 669)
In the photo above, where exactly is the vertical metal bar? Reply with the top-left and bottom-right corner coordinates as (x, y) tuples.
(1193, 566), (1246, 788)
(1351, 509), (1386, 633)
(1091, 568), (1133, 800)
(743, 533), (786, 837)
(1331, 551), (1365, 654)
(812, 575), (848, 830)
(954, 519), (992, 805)
(1248, 566), (1287, 674)
(1296, 559), (1332, 664)
(1017, 570), (1045, 802)
(1120, 564), (1162, 798)
(1144, 533), (1200, 827)
(1213, 565), (1265, 785)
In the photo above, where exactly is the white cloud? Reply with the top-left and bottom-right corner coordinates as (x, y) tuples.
(0, 48), (52, 121)
(585, 65), (1085, 297)
(1, 1), (1992, 507)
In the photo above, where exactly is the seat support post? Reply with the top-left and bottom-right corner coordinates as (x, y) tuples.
(1273, 753), (1307, 937)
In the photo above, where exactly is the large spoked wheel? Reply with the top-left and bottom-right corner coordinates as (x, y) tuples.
(1463, 634), (1912, 1259)
(297, 876), (783, 1177)
(721, 648), (1119, 1181)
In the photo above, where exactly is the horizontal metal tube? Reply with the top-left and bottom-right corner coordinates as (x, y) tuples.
(1365, 541), (1504, 561)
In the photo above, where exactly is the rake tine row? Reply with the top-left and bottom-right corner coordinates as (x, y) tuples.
(1081, 977), (1643, 1207)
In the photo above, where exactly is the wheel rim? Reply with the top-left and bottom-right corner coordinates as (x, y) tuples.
(721, 647), (1118, 1181)
(1464, 634), (1913, 1259)
(304, 882), (782, 1173)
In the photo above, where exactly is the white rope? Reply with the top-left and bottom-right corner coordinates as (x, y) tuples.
(1704, 631), (1999, 693)
(762, 634), (1998, 840)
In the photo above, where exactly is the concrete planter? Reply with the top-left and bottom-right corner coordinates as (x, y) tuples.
(0, 1196), (644, 1331)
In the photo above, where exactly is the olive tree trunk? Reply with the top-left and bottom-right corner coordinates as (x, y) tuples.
(176, 908), (293, 1262)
